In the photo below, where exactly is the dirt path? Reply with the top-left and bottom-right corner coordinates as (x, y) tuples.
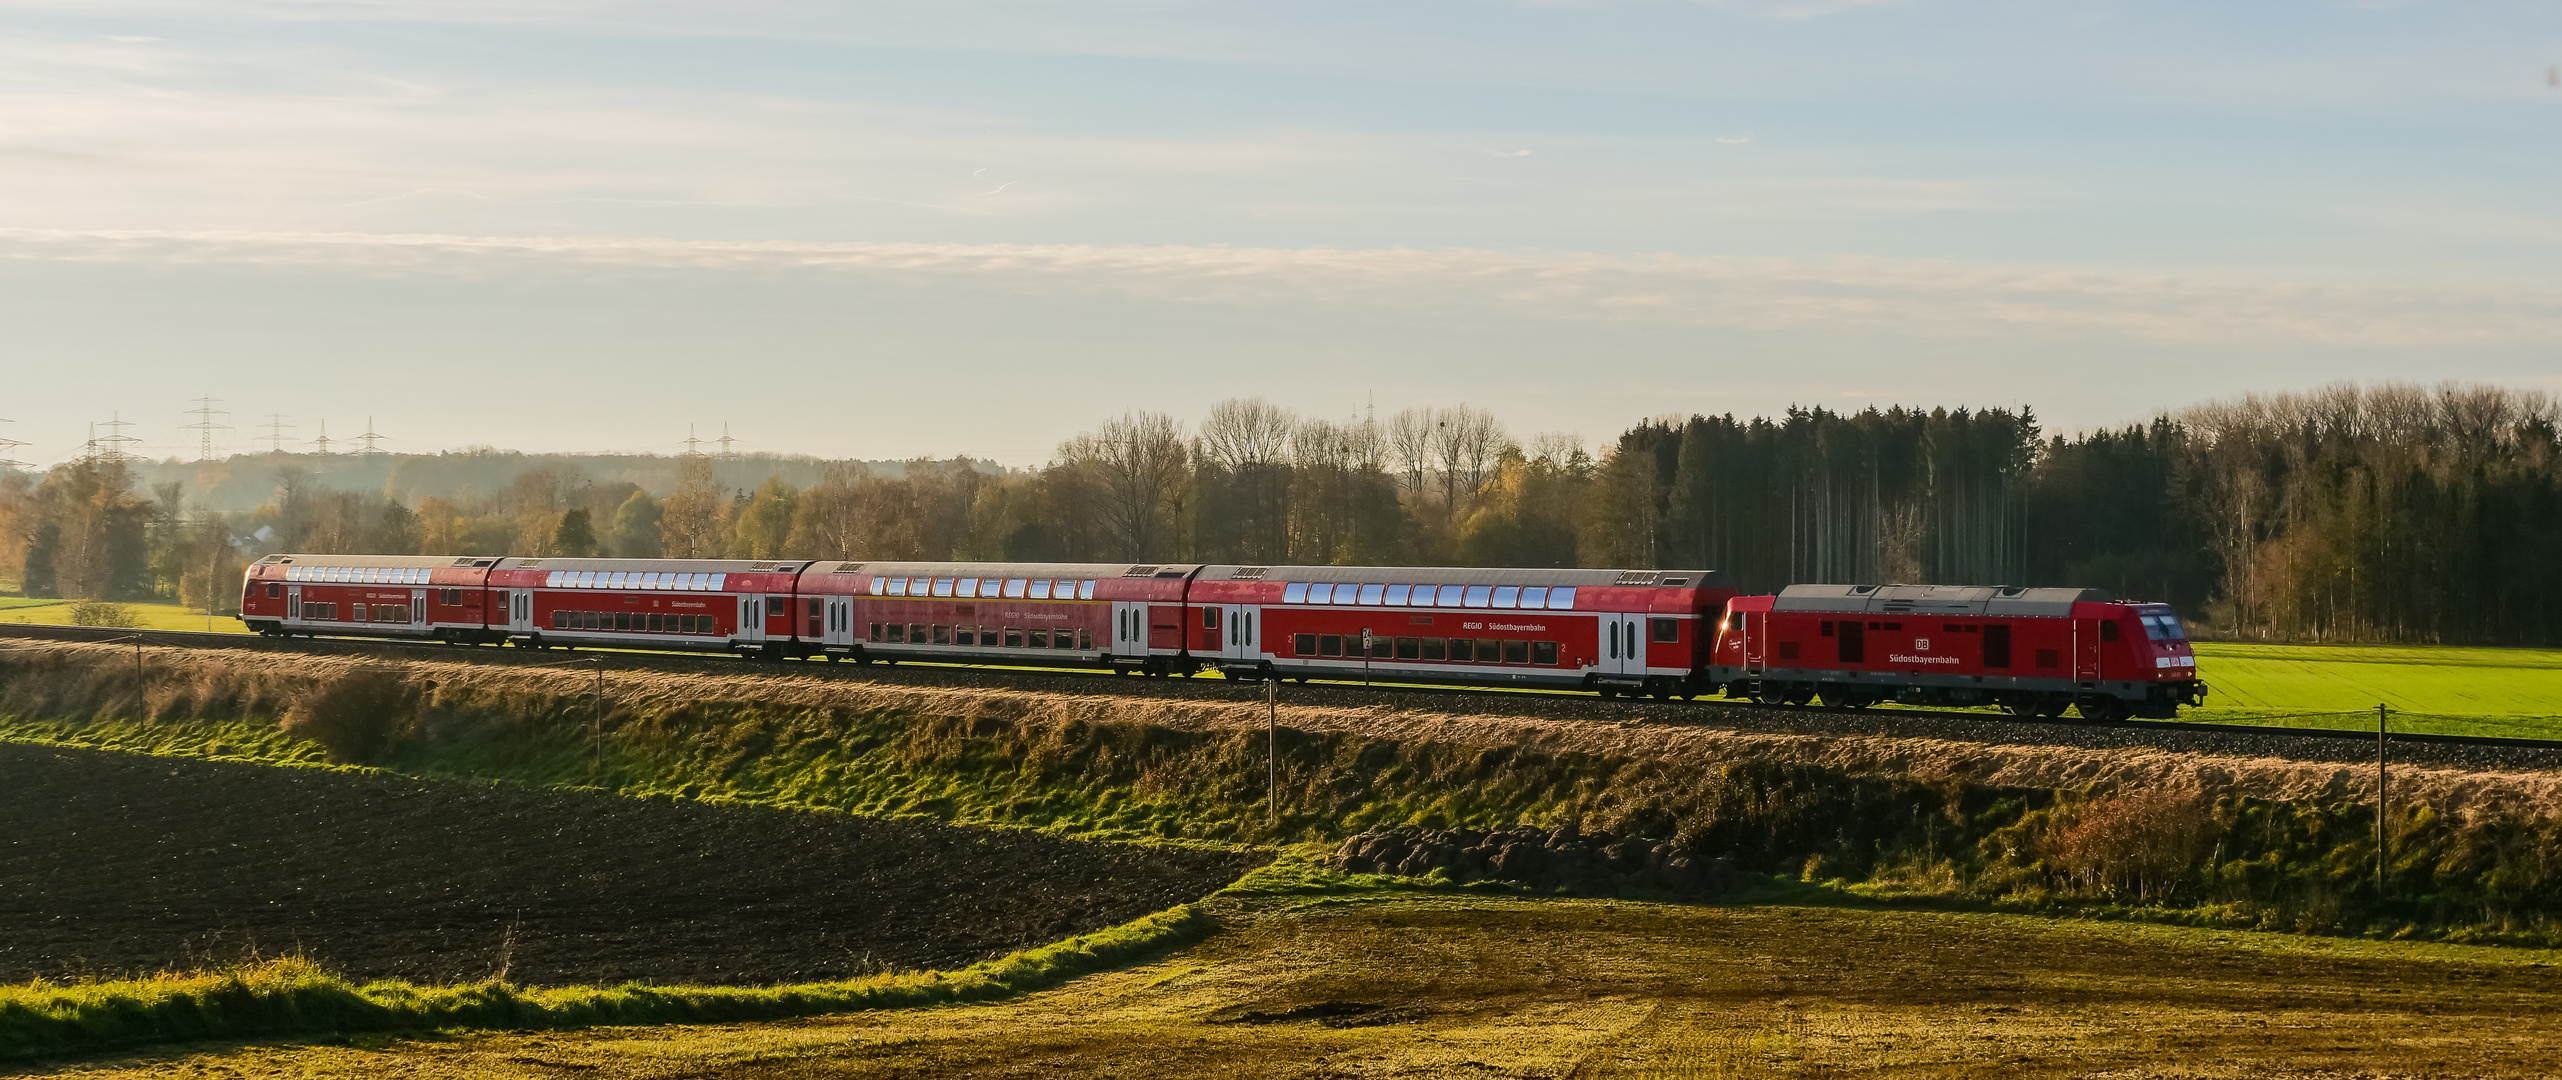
(46, 896), (2562, 1078)
(0, 743), (1263, 985)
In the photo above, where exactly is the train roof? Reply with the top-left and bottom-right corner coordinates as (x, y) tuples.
(1196, 565), (1720, 588)
(255, 553), (499, 568)
(494, 557), (810, 573)
(811, 561), (1201, 580)
(1773, 583), (2112, 617)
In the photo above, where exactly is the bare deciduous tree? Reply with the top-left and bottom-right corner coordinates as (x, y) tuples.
(1056, 411), (1189, 560)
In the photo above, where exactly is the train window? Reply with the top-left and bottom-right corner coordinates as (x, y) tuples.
(1384, 584), (1411, 606)
(1358, 583), (1385, 605)
(1449, 638), (1473, 662)
(266, 583), (281, 598)
(1464, 586), (1492, 608)
(1421, 637), (1446, 660)
(1030, 579), (1052, 599)
(613, 612), (630, 631)
(2035, 648), (2059, 669)
(707, 573), (725, 591)
(1202, 607), (1219, 629)
(1004, 579), (1028, 598)
(885, 623), (905, 642)
(954, 578), (977, 598)
(1295, 633), (1317, 655)
(904, 623), (923, 642)
(1078, 629), (1093, 649)
(1434, 585), (1463, 607)
(1504, 640), (1530, 664)
(933, 625), (950, 644)
(1300, 583), (1327, 604)
(870, 577), (886, 596)
(1019, 628), (1040, 648)
(1520, 587), (1547, 609)
(1319, 634), (1343, 657)
(1652, 618), (1678, 643)
(1079, 580), (1097, 600)
(1532, 641), (1558, 665)
(1819, 620), (1834, 636)
(1371, 637), (1393, 659)
(923, 577), (946, 598)
(960, 627), (981, 645)
(1492, 586), (1520, 608)
(1478, 639), (1503, 662)
(552, 611), (568, 629)
(868, 622), (883, 641)
(1283, 582), (1308, 603)
(1005, 628), (1024, 648)
(1053, 579), (1074, 598)
(885, 577), (906, 596)
(1548, 587), (1576, 610)
(1395, 636), (1420, 659)
(2100, 621), (2120, 642)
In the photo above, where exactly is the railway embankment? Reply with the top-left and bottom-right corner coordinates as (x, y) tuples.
(7, 638), (2562, 944)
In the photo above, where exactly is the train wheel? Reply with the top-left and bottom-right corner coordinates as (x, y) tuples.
(1782, 686), (1815, 706)
(2076, 697), (2130, 723)
(1598, 687), (1619, 699)
(1753, 684), (1787, 706)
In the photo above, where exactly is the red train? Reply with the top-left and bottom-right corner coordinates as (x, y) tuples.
(239, 555), (1734, 697)
(1705, 585), (2208, 720)
(237, 556), (2208, 716)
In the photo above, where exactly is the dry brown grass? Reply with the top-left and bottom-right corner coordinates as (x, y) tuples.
(7, 638), (2556, 819)
(39, 896), (2562, 1079)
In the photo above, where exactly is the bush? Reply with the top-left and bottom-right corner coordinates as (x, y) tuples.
(68, 602), (139, 629)
(279, 666), (413, 764)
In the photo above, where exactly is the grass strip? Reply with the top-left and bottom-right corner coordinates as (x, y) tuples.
(0, 897), (1214, 1062)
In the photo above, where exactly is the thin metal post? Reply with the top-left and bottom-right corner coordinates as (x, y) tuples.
(1363, 627), (1373, 687)
(593, 659), (605, 775)
(2377, 702), (2388, 900)
(1266, 677), (1278, 824)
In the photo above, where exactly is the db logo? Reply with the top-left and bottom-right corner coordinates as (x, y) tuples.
(1914, 638), (1931, 651)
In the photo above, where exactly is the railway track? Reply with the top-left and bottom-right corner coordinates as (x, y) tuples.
(7, 622), (2556, 774)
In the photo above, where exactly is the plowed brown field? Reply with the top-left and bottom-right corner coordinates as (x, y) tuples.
(0, 743), (1262, 986)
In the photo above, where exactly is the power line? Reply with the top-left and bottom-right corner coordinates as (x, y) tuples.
(681, 424), (705, 457)
(312, 419), (334, 457)
(0, 417), (27, 471)
(357, 416), (388, 456)
(181, 397), (232, 462)
(716, 422), (737, 460)
(257, 414), (296, 454)
(89, 413), (142, 464)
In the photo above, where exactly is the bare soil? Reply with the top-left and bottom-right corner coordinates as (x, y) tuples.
(0, 743), (1263, 986)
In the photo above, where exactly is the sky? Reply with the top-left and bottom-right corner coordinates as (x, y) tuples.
(1, 0), (2556, 468)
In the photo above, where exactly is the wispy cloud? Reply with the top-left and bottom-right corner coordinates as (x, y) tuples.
(2, 227), (2551, 347)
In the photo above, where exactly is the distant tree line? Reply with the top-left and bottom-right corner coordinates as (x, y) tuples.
(2, 382), (2553, 644)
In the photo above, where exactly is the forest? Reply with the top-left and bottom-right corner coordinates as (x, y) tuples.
(1, 382), (2553, 645)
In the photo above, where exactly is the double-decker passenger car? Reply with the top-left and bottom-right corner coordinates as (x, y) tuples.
(239, 554), (500, 640)
(1187, 565), (1733, 697)
(1705, 584), (2207, 720)
(792, 561), (1194, 671)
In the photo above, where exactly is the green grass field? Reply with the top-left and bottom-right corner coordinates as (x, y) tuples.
(0, 598), (248, 634)
(2183, 641), (2562, 740)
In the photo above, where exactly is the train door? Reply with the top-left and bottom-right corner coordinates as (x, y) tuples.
(1739, 611), (1765, 676)
(284, 585), (302, 628)
(410, 588), (427, 629)
(737, 595), (767, 644)
(1111, 600), (1146, 658)
(1217, 603), (1250, 661)
(2074, 619), (2104, 681)
(507, 589), (534, 634)
(825, 597), (855, 648)
(1604, 612), (1644, 674)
